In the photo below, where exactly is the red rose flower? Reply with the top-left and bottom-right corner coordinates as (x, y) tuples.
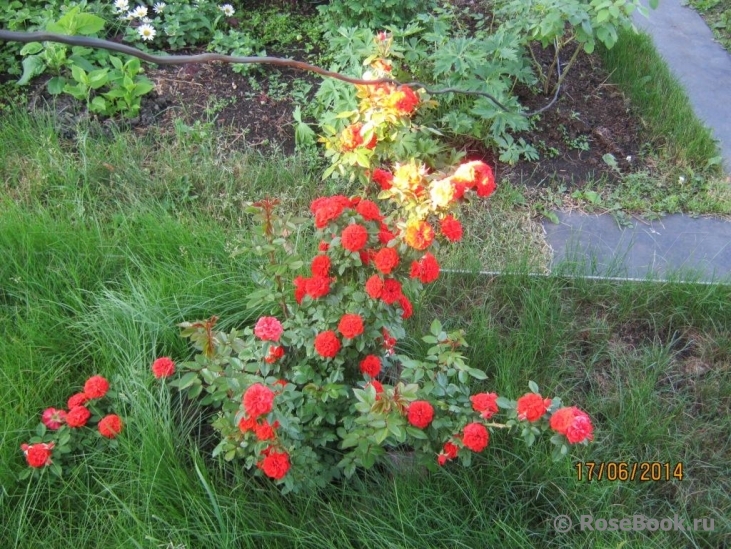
(258, 449), (290, 480)
(66, 405), (91, 428)
(254, 316), (284, 342)
(341, 224), (369, 252)
(462, 422), (489, 452)
(67, 392), (88, 409)
(293, 276), (307, 304)
(305, 276), (331, 299)
(378, 223), (397, 244)
(373, 247), (399, 275)
(243, 383), (275, 418)
(409, 253), (440, 284)
(318, 241), (329, 252)
(365, 274), (384, 299)
(470, 392), (499, 419)
(438, 440), (459, 466)
(440, 215), (463, 242)
(41, 408), (66, 430)
(550, 407), (594, 444)
(98, 414), (123, 438)
(84, 375), (110, 399)
(264, 345), (285, 364)
(392, 85), (419, 115)
(314, 330), (341, 358)
(382, 328), (397, 354)
(381, 279), (403, 305)
(311, 255), (331, 277)
(338, 313), (364, 339)
(407, 400), (434, 429)
(239, 415), (257, 433)
(366, 379), (384, 396)
(314, 199), (348, 228)
(404, 220), (434, 250)
(372, 168), (394, 190)
(152, 357), (175, 379)
(356, 199), (382, 221)
(398, 295), (413, 319)
(21, 442), (54, 468)
(340, 123), (364, 152)
(516, 393), (552, 422)
(359, 355), (381, 377)
(452, 161), (495, 198)
(255, 420), (279, 441)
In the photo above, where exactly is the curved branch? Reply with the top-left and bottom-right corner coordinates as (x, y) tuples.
(0, 30), (561, 117)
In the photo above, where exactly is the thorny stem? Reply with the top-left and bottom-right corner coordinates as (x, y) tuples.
(483, 422), (510, 429)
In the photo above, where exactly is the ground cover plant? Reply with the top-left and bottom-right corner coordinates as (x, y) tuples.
(688, 0), (731, 52)
(1, 0), (730, 547)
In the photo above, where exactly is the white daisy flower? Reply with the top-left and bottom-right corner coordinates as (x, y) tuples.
(130, 5), (148, 18)
(142, 16), (152, 23)
(218, 4), (235, 16)
(114, 0), (130, 13)
(138, 23), (156, 41)
(153, 2), (166, 13)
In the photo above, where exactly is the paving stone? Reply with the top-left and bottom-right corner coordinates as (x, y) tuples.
(543, 212), (731, 281)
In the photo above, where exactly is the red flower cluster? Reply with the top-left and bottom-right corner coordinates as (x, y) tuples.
(20, 442), (55, 468)
(66, 405), (91, 428)
(404, 220), (434, 250)
(381, 279), (402, 305)
(365, 274), (384, 299)
(366, 379), (384, 397)
(409, 253), (440, 284)
(264, 345), (285, 364)
(516, 393), (552, 422)
(243, 383), (275, 418)
(152, 357), (176, 379)
(67, 392), (88, 408)
(372, 168), (393, 190)
(98, 414), (123, 438)
(356, 199), (382, 221)
(440, 215), (463, 242)
(470, 392), (498, 419)
(451, 161), (496, 199)
(311, 195), (351, 229)
(254, 316), (284, 342)
(389, 85), (419, 115)
(550, 407), (594, 444)
(378, 222), (397, 244)
(304, 276), (331, 300)
(314, 331), (341, 358)
(84, 375), (110, 399)
(462, 423), (489, 452)
(359, 355), (381, 377)
(311, 255), (331, 277)
(258, 448), (290, 480)
(398, 294), (413, 319)
(407, 400), (434, 429)
(382, 328), (397, 354)
(41, 408), (67, 430)
(340, 122), (377, 152)
(437, 441), (459, 466)
(341, 224), (369, 252)
(373, 247), (399, 274)
(338, 313), (364, 339)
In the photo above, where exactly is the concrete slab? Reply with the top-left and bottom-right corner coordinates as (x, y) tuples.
(543, 212), (731, 281)
(634, 0), (731, 172)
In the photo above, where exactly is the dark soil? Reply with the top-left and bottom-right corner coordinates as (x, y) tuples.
(12, 1), (645, 190)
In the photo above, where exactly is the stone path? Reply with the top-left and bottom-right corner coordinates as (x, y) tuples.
(542, 0), (731, 282)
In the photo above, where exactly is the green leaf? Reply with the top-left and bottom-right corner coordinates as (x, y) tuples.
(74, 13), (106, 36)
(109, 55), (123, 70)
(88, 69), (109, 89)
(177, 372), (199, 390)
(68, 55), (95, 72)
(17, 55), (46, 85)
(70, 64), (87, 84)
(496, 396), (514, 409)
(133, 80), (155, 97)
(528, 380), (540, 394)
(47, 76), (66, 95)
(89, 96), (107, 113)
(467, 367), (487, 380)
(20, 42), (43, 55)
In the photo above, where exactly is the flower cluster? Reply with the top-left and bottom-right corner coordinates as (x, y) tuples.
(19, 375), (123, 477)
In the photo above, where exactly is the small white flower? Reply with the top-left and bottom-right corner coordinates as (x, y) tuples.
(142, 16), (152, 23)
(218, 4), (235, 16)
(153, 2), (166, 13)
(130, 5), (148, 18)
(679, 175), (686, 184)
(138, 23), (156, 41)
(113, 0), (130, 13)
(626, 155), (632, 162)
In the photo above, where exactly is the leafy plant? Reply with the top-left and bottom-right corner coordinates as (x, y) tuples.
(318, 0), (436, 31)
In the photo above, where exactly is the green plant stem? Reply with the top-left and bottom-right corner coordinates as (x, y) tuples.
(550, 42), (582, 96)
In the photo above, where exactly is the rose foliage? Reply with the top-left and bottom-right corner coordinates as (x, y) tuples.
(158, 34), (593, 494)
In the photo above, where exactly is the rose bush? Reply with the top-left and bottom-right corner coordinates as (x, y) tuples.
(18, 375), (124, 478)
(155, 35), (593, 494)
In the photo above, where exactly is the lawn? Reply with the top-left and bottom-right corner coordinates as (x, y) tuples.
(1, 0), (730, 547)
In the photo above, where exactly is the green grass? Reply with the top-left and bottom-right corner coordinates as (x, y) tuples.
(598, 29), (721, 170)
(1, 110), (730, 548)
(687, 0), (731, 53)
